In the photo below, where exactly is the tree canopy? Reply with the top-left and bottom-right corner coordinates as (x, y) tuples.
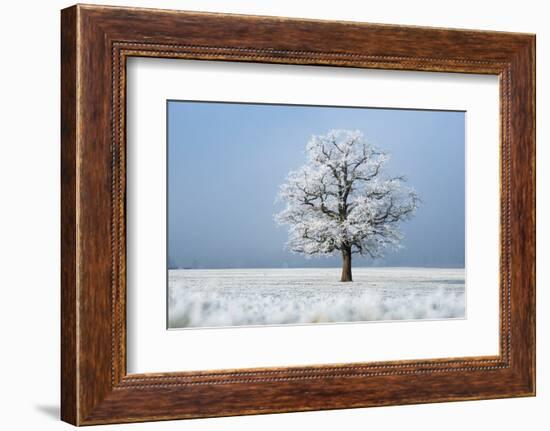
(275, 129), (419, 280)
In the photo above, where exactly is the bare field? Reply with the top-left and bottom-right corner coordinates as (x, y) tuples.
(168, 267), (465, 329)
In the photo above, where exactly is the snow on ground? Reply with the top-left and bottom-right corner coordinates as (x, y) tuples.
(168, 267), (465, 328)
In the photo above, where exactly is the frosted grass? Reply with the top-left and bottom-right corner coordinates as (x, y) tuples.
(168, 267), (465, 329)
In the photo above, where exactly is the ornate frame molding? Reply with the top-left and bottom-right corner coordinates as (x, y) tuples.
(61, 5), (535, 425)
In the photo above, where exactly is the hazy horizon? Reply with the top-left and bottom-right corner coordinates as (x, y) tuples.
(168, 264), (465, 270)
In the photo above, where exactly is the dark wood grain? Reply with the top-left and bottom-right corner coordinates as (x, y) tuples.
(61, 4), (535, 425)
(60, 5), (78, 425)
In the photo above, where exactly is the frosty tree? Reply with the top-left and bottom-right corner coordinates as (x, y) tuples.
(275, 129), (419, 282)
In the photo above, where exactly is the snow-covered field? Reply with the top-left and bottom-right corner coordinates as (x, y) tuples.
(168, 267), (465, 329)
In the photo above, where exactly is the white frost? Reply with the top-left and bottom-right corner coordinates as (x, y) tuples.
(168, 267), (465, 328)
(275, 129), (419, 259)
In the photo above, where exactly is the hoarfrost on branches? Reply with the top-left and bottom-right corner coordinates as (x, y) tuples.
(275, 129), (420, 281)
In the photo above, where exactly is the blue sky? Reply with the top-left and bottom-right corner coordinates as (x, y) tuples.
(168, 101), (465, 269)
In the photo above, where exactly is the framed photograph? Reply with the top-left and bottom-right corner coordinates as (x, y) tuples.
(61, 4), (535, 425)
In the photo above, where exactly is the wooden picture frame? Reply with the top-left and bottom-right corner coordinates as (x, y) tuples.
(61, 4), (535, 425)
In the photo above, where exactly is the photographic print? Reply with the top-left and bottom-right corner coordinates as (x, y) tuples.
(167, 101), (465, 329)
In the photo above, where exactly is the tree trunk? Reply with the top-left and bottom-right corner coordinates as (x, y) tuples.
(340, 247), (353, 282)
